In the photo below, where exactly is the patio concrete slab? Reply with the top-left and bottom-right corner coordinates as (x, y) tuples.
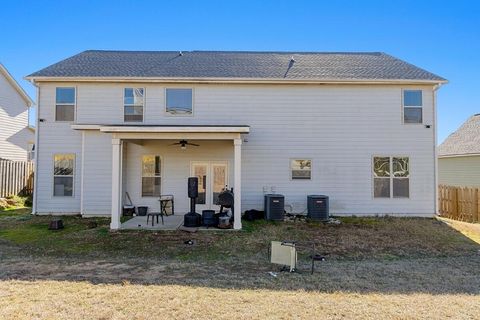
(121, 215), (183, 230)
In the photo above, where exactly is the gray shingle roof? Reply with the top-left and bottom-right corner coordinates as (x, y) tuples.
(439, 114), (480, 157)
(27, 50), (446, 82)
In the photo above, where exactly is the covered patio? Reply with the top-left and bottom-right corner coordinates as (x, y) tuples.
(121, 214), (184, 230)
(93, 125), (250, 230)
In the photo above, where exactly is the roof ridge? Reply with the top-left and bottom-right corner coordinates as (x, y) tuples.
(82, 49), (385, 55)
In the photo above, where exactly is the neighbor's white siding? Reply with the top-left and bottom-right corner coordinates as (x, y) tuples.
(439, 156), (480, 187)
(0, 71), (33, 161)
(35, 82), (436, 216)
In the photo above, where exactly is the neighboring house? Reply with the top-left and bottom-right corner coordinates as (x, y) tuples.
(438, 114), (480, 187)
(0, 63), (34, 161)
(26, 50), (446, 229)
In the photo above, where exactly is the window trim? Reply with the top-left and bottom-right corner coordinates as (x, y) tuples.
(141, 154), (163, 197)
(402, 89), (423, 125)
(290, 158), (313, 181)
(55, 87), (76, 122)
(123, 87), (145, 123)
(164, 88), (194, 117)
(372, 155), (410, 199)
(53, 153), (75, 197)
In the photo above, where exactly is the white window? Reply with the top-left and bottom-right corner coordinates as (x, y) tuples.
(373, 156), (409, 198)
(142, 155), (161, 196)
(291, 159), (312, 180)
(166, 88), (193, 115)
(27, 143), (35, 161)
(53, 154), (75, 196)
(55, 87), (75, 121)
(403, 90), (422, 124)
(124, 88), (144, 122)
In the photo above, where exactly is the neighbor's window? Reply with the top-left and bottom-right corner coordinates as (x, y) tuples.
(291, 159), (312, 180)
(124, 88), (144, 122)
(403, 90), (422, 124)
(53, 154), (75, 196)
(142, 155), (161, 196)
(166, 88), (193, 115)
(27, 143), (35, 161)
(373, 156), (409, 198)
(55, 87), (75, 121)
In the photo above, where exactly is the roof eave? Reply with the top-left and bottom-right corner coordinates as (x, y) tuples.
(24, 76), (448, 85)
(438, 153), (480, 159)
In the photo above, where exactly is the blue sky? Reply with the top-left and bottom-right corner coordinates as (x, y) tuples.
(1, 0), (478, 143)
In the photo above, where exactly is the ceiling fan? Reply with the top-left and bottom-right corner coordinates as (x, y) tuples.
(169, 139), (199, 150)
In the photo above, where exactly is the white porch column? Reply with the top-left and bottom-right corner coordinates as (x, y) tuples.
(233, 138), (242, 230)
(110, 138), (122, 230)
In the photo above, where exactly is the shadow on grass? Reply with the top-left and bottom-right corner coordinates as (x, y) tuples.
(0, 213), (479, 294)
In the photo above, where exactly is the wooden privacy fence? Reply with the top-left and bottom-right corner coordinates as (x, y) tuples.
(438, 184), (480, 223)
(0, 160), (34, 198)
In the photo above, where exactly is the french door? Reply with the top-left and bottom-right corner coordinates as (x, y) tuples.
(190, 161), (228, 211)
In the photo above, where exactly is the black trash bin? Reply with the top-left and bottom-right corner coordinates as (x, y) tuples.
(137, 206), (148, 216)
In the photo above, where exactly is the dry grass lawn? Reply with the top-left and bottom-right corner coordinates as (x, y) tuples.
(1, 211), (479, 319)
(0, 280), (479, 320)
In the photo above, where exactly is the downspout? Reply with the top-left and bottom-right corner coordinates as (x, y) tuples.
(432, 83), (442, 215)
(30, 81), (40, 215)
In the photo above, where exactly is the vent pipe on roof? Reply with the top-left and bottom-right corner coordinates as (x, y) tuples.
(179, 51), (183, 56)
(290, 56), (295, 62)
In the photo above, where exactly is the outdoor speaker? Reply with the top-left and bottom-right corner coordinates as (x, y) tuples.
(188, 177), (198, 198)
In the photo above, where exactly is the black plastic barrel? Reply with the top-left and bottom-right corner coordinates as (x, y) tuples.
(202, 210), (217, 227)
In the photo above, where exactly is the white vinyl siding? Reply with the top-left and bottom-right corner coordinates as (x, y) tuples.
(36, 83), (436, 216)
(439, 156), (480, 187)
(0, 71), (32, 161)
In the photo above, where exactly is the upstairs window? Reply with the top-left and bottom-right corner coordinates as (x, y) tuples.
(403, 90), (422, 124)
(142, 155), (161, 197)
(124, 88), (144, 122)
(373, 156), (409, 198)
(166, 88), (193, 115)
(55, 87), (75, 121)
(291, 159), (312, 180)
(54, 154), (75, 196)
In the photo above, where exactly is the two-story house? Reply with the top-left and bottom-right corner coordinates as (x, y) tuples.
(0, 63), (34, 161)
(26, 50), (446, 229)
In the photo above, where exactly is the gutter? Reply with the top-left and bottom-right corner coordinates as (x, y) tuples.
(25, 76), (448, 86)
(433, 82), (446, 215)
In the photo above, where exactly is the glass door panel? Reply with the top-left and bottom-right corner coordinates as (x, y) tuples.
(192, 164), (207, 205)
(212, 164), (227, 206)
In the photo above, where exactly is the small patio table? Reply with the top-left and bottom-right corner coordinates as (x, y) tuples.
(146, 212), (164, 226)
